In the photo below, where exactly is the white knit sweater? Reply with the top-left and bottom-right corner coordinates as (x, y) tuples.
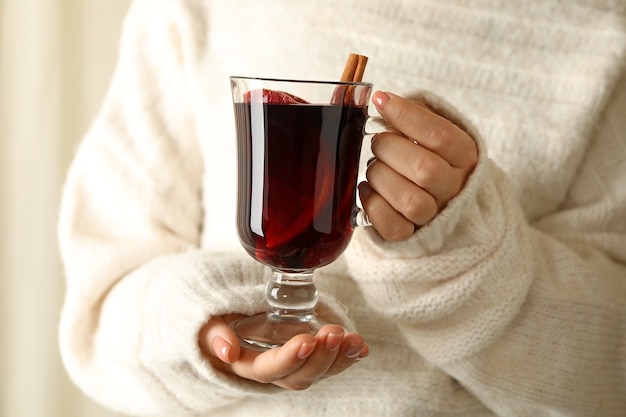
(58, 0), (626, 416)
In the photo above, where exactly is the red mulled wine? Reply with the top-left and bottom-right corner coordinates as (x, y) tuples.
(234, 101), (367, 271)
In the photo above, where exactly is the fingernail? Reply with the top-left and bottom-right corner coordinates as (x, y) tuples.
(357, 346), (369, 361)
(345, 343), (364, 359)
(325, 332), (344, 351)
(213, 336), (232, 362)
(372, 91), (390, 111)
(297, 341), (317, 359)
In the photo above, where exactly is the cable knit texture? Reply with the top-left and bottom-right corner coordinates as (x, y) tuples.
(58, 0), (626, 416)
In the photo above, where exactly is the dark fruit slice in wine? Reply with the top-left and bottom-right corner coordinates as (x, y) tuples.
(243, 89), (308, 104)
(262, 150), (335, 251)
(244, 89), (330, 252)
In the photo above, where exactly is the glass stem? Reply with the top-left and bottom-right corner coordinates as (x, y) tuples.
(265, 270), (318, 323)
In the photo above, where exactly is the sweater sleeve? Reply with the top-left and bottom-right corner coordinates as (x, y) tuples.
(345, 78), (626, 415)
(57, 1), (300, 415)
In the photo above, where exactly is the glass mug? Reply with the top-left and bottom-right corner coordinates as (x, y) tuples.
(230, 76), (374, 351)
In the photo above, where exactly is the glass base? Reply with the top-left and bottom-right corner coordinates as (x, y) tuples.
(230, 311), (327, 351)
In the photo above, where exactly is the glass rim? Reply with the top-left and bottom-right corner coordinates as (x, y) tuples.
(230, 75), (373, 87)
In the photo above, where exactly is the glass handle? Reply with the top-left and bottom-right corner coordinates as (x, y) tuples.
(352, 115), (392, 229)
(352, 207), (372, 228)
(364, 115), (393, 135)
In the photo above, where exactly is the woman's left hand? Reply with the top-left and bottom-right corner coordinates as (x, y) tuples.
(199, 314), (368, 391)
(359, 91), (478, 241)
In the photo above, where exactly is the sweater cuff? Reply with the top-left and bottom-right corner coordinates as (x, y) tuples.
(98, 251), (273, 415)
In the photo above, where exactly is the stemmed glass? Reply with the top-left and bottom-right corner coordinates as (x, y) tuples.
(229, 76), (372, 351)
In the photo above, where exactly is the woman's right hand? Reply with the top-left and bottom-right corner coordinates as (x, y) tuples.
(198, 315), (369, 391)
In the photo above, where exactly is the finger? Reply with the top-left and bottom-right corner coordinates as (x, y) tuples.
(272, 325), (345, 391)
(371, 91), (477, 170)
(366, 160), (439, 225)
(358, 182), (415, 242)
(231, 334), (317, 383)
(371, 132), (464, 203)
(322, 333), (368, 378)
(199, 315), (242, 364)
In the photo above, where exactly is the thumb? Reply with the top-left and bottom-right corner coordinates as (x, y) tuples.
(199, 315), (242, 364)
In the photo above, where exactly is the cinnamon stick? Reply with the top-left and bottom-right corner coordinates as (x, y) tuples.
(340, 54), (359, 82)
(353, 55), (368, 82)
(340, 53), (368, 82)
(338, 53), (368, 105)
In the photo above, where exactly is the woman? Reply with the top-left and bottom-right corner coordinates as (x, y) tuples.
(58, 0), (626, 415)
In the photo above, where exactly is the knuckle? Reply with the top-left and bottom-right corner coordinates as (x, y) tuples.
(426, 121), (456, 154)
(398, 192), (437, 225)
(363, 193), (387, 219)
(410, 156), (443, 186)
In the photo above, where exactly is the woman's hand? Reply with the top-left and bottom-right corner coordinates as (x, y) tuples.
(359, 91), (478, 241)
(199, 315), (368, 391)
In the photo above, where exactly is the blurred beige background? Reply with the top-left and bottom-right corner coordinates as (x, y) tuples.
(1, 1), (130, 416)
